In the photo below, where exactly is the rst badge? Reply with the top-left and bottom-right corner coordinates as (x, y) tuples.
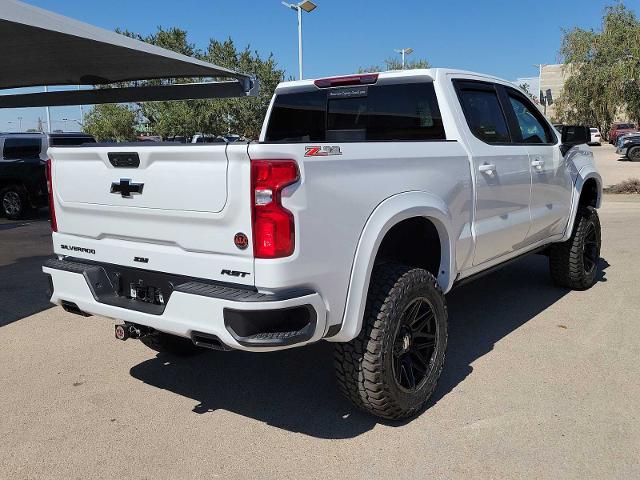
(305, 146), (342, 157)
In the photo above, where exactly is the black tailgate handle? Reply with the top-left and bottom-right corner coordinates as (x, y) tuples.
(108, 152), (140, 168)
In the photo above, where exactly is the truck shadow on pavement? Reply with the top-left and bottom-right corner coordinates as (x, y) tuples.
(129, 254), (609, 439)
(0, 215), (54, 327)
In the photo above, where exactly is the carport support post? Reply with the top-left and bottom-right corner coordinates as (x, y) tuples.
(44, 86), (51, 133)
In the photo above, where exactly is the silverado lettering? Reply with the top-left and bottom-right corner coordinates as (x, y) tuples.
(60, 245), (95, 255)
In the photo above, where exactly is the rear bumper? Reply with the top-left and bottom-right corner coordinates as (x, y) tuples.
(43, 258), (327, 352)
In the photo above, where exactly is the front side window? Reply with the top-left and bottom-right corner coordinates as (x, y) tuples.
(2, 138), (42, 159)
(457, 87), (510, 144)
(265, 82), (445, 142)
(508, 95), (553, 144)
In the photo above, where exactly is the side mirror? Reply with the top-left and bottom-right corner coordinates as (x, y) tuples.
(560, 125), (590, 155)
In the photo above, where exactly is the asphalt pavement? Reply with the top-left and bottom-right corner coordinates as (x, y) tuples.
(1, 147), (639, 479)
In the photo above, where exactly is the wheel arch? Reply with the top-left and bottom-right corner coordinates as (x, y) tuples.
(561, 167), (602, 242)
(329, 191), (455, 342)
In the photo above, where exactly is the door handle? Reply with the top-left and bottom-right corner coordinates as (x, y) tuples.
(531, 159), (545, 171)
(478, 163), (496, 176)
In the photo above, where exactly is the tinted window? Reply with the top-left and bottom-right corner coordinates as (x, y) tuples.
(457, 88), (510, 144)
(266, 90), (326, 142)
(49, 136), (96, 146)
(2, 138), (42, 159)
(508, 95), (553, 144)
(617, 124), (635, 129)
(265, 82), (445, 142)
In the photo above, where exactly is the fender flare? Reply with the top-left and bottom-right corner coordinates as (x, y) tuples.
(561, 165), (602, 242)
(329, 191), (455, 342)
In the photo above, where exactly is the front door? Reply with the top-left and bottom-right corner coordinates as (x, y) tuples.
(453, 80), (532, 266)
(504, 88), (573, 242)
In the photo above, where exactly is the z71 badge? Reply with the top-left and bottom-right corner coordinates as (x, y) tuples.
(305, 146), (342, 157)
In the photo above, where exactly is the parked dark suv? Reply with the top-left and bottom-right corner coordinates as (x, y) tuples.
(0, 132), (95, 219)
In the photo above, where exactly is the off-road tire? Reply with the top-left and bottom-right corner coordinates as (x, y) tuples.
(334, 263), (448, 420)
(549, 206), (601, 290)
(628, 146), (640, 162)
(140, 332), (203, 356)
(0, 185), (30, 220)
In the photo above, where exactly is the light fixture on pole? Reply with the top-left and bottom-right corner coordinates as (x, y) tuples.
(394, 48), (414, 69)
(281, 1), (317, 80)
(17, 116), (23, 132)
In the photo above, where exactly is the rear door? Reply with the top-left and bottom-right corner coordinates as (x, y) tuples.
(453, 80), (532, 266)
(503, 87), (572, 242)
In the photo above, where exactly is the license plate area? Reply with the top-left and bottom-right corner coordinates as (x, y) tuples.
(129, 282), (165, 305)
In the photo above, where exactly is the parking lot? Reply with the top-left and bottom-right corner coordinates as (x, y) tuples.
(1, 146), (639, 479)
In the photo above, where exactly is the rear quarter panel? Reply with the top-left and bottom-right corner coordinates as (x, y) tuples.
(248, 140), (473, 333)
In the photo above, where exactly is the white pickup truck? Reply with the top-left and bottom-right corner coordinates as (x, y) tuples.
(43, 69), (602, 419)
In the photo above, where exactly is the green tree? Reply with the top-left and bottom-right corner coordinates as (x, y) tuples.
(518, 83), (539, 103)
(83, 104), (137, 141)
(359, 57), (430, 73)
(556, 3), (640, 134)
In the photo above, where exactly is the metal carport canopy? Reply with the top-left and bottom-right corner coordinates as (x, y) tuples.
(0, 0), (257, 108)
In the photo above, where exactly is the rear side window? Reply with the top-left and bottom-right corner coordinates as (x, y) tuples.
(266, 90), (326, 142)
(2, 138), (42, 159)
(265, 82), (446, 142)
(49, 136), (96, 146)
(456, 87), (510, 144)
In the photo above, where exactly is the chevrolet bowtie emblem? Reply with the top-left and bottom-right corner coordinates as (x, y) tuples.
(110, 179), (144, 198)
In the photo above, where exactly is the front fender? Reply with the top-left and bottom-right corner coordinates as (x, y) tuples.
(329, 191), (455, 343)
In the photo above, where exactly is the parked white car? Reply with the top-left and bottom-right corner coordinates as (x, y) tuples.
(589, 127), (602, 145)
(43, 69), (602, 419)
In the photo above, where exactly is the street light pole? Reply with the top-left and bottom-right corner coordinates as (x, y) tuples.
(44, 86), (52, 133)
(78, 85), (84, 123)
(297, 6), (303, 81)
(394, 48), (414, 69)
(17, 116), (22, 132)
(533, 63), (547, 114)
(282, 1), (317, 80)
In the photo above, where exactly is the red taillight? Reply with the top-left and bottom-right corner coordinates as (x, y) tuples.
(251, 160), (299, 258)
(314, 73), (379, 88)
(46, 159), (57, 232)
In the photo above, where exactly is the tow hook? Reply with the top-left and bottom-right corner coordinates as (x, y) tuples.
(115, 323), (153, 341)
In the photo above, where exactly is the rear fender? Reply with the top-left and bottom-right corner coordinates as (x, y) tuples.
(330, 191), (454, 342)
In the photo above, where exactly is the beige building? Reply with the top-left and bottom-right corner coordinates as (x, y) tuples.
(539, 63), (569, 120)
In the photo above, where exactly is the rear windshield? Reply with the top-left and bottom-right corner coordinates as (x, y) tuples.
(2, 137), (41, 159)
(49, 136), (96, 146)
(265, 82), (446, 142)
(616, 124), (635, 129)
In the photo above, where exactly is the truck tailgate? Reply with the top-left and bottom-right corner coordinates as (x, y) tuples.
(48, 144), (255, 285)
